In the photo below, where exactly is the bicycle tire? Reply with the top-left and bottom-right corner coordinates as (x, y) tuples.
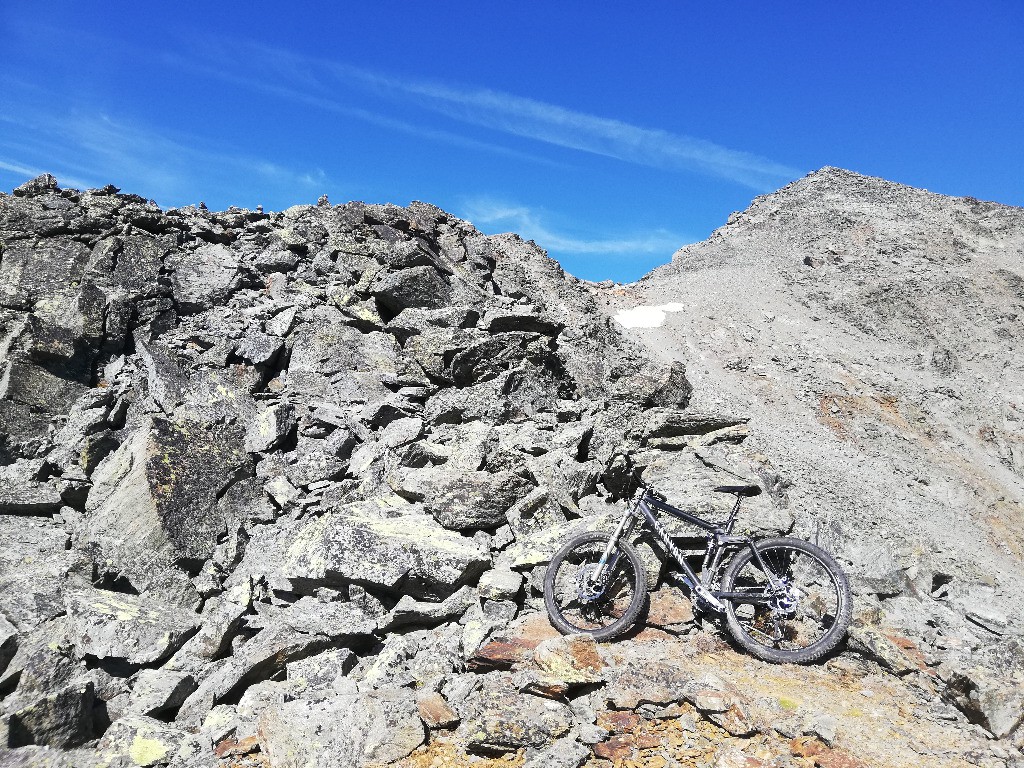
(543, 531), (647, 641)
(720, 537), (851, 664)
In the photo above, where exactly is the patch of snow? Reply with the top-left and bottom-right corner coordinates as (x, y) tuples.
(613, 303), (685, 328)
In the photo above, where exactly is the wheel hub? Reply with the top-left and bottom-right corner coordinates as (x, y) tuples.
(770, 581), (799, 614)
(577, 564), (605, 603)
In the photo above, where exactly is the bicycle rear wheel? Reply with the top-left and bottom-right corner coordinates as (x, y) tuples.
(720, 537), (851, 664)
(543, 532), (647, 641)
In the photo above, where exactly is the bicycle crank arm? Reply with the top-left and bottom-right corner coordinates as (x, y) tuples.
(694, 586), (725, 612)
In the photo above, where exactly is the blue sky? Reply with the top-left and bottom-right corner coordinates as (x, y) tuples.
(1, 3), (1022, 281)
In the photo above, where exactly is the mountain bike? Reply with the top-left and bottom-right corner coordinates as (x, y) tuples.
(543, 480), (851, 663)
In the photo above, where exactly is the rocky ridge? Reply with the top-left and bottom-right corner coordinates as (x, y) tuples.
(0, 171), (1019, 767)
(599, 167), (1024, 762)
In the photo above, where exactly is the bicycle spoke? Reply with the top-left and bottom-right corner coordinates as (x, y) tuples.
(724, 541), (848, 659)
(546, 536), (644, 636)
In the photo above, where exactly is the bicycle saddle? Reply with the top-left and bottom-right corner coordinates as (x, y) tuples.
(712, 484), (762, 497)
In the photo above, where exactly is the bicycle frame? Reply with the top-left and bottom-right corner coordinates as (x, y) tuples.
(596, 487), (783, 612)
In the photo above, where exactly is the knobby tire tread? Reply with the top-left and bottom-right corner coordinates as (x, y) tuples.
(720, 536), (852, 664)
(544, 532), (648, 642)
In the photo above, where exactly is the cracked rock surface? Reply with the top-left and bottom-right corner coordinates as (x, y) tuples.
(0, 171), (1021, 766)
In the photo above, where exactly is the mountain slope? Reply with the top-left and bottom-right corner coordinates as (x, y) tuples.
(0, 171), (1020, 767)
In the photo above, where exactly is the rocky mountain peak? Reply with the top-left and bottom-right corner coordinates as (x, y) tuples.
(1, 172), (1022, 766)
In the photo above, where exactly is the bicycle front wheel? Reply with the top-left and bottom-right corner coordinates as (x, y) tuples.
(720, 537), (851, 664)
(543, 532), (647, 641)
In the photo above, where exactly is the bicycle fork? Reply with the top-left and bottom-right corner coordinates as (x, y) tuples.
(597, 500), (726, 612)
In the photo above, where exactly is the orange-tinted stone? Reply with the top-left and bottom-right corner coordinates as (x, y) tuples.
(597, 710), (641, 733)
(593, 734), (635, 761)
(214, 734), (260, 758)
(416, 691), (459, 728)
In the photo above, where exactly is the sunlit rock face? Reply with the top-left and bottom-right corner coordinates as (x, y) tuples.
(0, 170), (1021, 765)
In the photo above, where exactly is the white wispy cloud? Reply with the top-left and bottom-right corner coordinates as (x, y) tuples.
(194, 40), (800, 190)
(461, 197), (686, 255)
(161, 49), (566, 171)
(365, 77), (800, 190)
(0, 83), (328, 206)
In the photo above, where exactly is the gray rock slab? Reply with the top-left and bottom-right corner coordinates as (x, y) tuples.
(244, 402), (296, 453)
(284, 506), (488, 597)
(82, 416), (245, 600)
(396, 465), (534, 530)
(5, 680), (95, 749)
(97, 715), (189, 767)
(0, 461), (63, 515)
(286, 648), (355, 693)
(0, 517), (71, 631)
(455, 673), (572, 752)
(372, 265), (453, 313)
(64, 587), (200, 665)
(167, 242), (239, 314)
(175, 625), (329, 728)
(257, 687), (425, 768)
(278, 596), (377, 640)
(125, 668), (196, 717)
(379, 585), (477, 631)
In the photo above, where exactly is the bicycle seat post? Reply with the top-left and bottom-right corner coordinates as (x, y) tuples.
(725, 494), (743, 533)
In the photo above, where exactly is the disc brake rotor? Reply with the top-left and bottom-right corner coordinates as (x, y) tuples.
(576, 563), (605, 603)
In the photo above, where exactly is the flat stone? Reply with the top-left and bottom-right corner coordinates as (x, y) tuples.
(416, 690), (460, 728)
(646, 585), (695, 629)
(380, 586), (477, 631)
(531, 634), (607, 686)
(257, 687), (425, 768)
(847, 626), (918, 675)
(64, 586), (200, 665)
(284, 505), (488, 598)
(468, 612), (562, 671)
(97, 715), (188, 767)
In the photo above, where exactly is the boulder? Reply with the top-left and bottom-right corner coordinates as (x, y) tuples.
(5, 681), (95, 749)
(176, 624), (329, 728)
(171, 579), (251, 662)
(0, 461), (63, 515)
(478, 567), (523, 601)
(0, 613), (16, 676)
(284, 505), (488, 598)
(278, 596), (377, 640)
(530, 633), (607, 687)
(379, 586), (477, 631)
(82, 417), (246, 599)
(244, 402), (296, 453)
(286, 649), (355, 693)
(167, 243), (239, 313)
(613, 359), (693, 408)
(96, 715), (189, 767)
(125, 669), (196, 717)
(0, 517), (71, 632)
(371, 265), (453, 314)
(455, 674), (572, 752)
(64, 586), (200, 665)
(257, 687), (425, 768)
(396, 465), (534, 530)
